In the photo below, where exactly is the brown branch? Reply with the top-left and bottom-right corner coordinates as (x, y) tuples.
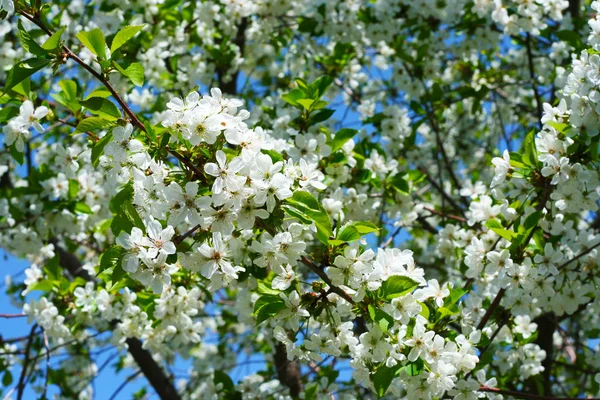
(49, 237), (182, 400)
(42, 330), (51, 400)
(16, 324), (37, 400)
(300, 256), (354, 304)
(479, 385), (600, 400)
(419, 168), (466, 216)
(173, 224), (202, 245)
(525, 33), (543, 129)
(274, 342), (302, 398)
(422, 206), (467, 223)
(476, 287), (506, 331)
(0, 313), (26, 318)
(558, 241), (600, 271)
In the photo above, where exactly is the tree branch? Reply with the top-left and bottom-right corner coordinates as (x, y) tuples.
(479, 385), (600, 400)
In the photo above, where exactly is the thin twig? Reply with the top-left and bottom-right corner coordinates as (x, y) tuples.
(108, 370), (143, 400)
(42, 331), (50, 400)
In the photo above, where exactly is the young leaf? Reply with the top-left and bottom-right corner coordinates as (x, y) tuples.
(84, 86), (112, 100)
(81, 98), (121, 120)
(283, 191), (332, 245)
(76, 28), (107, 59)
(281, 88), (305, 107)
(42, 26), (67, 51)
(311, 75), (333, 99)
(18, 20), (47, 56)
(337, 221), (379, 242)
(110, 24), (145, 54)
(124, 63), (145, 86)
(76, 117), (113, 133)
(68, 179), (79, 199)
(3, 58), (51, 94)
(91, 132), (113, 167)
(378, 276), (419, 300)
(114, 62), (145, 86)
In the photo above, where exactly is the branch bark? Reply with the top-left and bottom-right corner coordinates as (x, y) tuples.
(51, 239), (182, 400)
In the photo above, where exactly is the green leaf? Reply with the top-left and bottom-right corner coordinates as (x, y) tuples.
(99, 245), (124, 272)
(2, 58), (51, 94)
(403, 358), (424, 376)
(75, 117), (113, 133)
(378, 276), (419, 300)
(30, 279), (55, 292)
(389, 174), (409, 194)
(372, 365), (401, 397)
(81, 98), (121, 120)
(523, 210), (542, 230)
(74, 202), (92, 214)
(91, 133), (113, 168)
(310, 75), (333, 99)
(59, 79), (78, 101)
(144, 121), (157, 142)
(337, 221), (379, 242)
(124, 62), (145, 87)
(42, 26), (67, 51)
(309, 108), (335, 124)
(110, 184), (134, 214)
(110, 186), (144, 235)
(76, 28), (107, 59)
(9, 144), (24, 165)
(368, 304), (394, 332)
(419, 302), (430, 320)
(297, 98), (315, 110)
(84, 86), (112, 100)
(283, 191), (332, 245)
(522, 130), (538, 168)
(114, 62), (145, 87)
(295, 78), (309, 91)
(110, 24), (145, 54)
(330, 128), (357, 152)
(2, 371), (13, 386)
(261, 149), (283, 163)
(213, 370), (235, 392)
(256, 281), (280, 296)
(253, 294), (285, 325)
(435, 306), (458, 322)
(556, 30), (583, 51)
(281, 88), (305, 107)
(68, 179), (79, 199)
(18, 20), (47, 56)
(486, 219), (516, 241)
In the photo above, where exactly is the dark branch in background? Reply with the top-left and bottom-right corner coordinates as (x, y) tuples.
(16, 324), (37, 400)
(274, 343), (303, 398)
(479, 385), (600, 400)
(52, 237), (182, 400)
(525, 33), (543, 129)
(213, 25), (305, 395)
(216, 17), (248, 95)
(108, 370), (143, 400)
(42, 331), (51, 399)
(419, 168), (466, 216)
(533, 313), (556, 396)
(568, 0), (580, 18)
(300, 256), (355, 304)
